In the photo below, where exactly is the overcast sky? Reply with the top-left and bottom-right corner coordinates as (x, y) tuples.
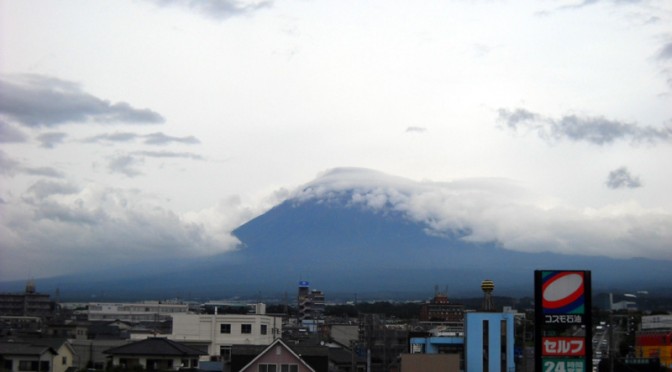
(1, 0), (671, 281)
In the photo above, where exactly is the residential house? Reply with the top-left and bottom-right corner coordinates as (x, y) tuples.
(104, 337), (205, 370)
(0, 342), (57, 372)
(0, 338), (76, 372)
(238, 339), (316, 372)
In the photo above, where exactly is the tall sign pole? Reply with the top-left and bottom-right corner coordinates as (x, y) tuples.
(535, 270), (592, 372)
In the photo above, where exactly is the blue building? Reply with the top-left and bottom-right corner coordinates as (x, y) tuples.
(408, 312), (515, 372)
(465, 312), (515, 372)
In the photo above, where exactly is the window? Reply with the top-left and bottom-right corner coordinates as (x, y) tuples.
(19, 360), (38, 371)
(258, 364), (277, 372)
(241, 324), (252, 334)
(220, 323), (231, 334)
(62, 356), (67, 365)
(261, 324), (268, 335)
(281, 364), (298, 372)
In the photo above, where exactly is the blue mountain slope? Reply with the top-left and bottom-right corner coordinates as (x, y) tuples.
(2, 183), (669, 300)
(229, 196), (670, 296)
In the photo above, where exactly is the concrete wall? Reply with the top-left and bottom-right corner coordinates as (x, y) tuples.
(170, 314), (281, 356)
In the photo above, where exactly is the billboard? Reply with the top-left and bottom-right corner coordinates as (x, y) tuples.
(535, 270), (592, 372)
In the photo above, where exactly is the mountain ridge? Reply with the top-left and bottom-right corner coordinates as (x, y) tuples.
(1, 168), (670, 300)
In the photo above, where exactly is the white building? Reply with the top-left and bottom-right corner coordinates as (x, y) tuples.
(168, 311), (281, 361)
(642, 315), (672, 330)
(87, 301), (189, 322)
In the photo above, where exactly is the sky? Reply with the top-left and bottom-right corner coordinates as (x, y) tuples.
(1, 0), (671, 281)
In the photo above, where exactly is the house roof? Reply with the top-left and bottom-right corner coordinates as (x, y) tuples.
(239, 339), (316, 372)
(103, 337), (205, 357)
(0, 342), (57, 357)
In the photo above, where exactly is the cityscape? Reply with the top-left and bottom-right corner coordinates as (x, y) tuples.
(1, 273), (672, 372)
(2, 0), (672, 371)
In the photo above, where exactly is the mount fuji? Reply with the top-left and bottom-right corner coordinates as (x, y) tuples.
(2, 168), (670, 300)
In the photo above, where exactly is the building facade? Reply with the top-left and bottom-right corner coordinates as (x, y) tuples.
(168, 312), (281, 361)
(87, 301), (188, 322)
(0, 282), (54, 319)
(298, 282), (325, 321)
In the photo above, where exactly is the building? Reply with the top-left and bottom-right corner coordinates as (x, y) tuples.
(298, 282), (325, 321)
(405, 280), (516, 372)
(0, 342), (56, 372)
(419, 291), (464, 330)
(465, 312), (515, 372)
(87, 301), (188, 322)
(400, 353), (460, 372)
(104, 337), (205, 370)
(168, 310), (281, 363)
(635, 330), (672, 369)
(641, 314), (672, 330)
(0, 281), (54, 319)
(237, 339), (316, 372)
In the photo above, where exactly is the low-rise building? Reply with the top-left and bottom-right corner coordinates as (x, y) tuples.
(0, 282), (55, 319)
(104, 337), (205, 370)
(87, 301), (188, 322)
(0, 342), (56, 372)
(168, 311), (281, 362)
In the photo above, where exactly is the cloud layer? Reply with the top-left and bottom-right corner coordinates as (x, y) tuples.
(498, 108), (672, 145)
(606, 167), (642, 189)
(0, 181), (252, 280)
(0, 74), (164, 127)
(148, 0), (272, 19)
(295, 168), (672, 261)
(84, 132), (200, 146)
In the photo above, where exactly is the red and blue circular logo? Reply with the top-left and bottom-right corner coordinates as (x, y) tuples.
(542, 271), (585, 314)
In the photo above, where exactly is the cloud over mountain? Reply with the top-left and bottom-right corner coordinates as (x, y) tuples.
(0, 74), (164, 127)
(293, 168), (672, 261)
(1, 167), (671, 282)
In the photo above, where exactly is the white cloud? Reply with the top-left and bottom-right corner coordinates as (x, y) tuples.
(0, 182), (246, 280)
(295, 168), (672, 261)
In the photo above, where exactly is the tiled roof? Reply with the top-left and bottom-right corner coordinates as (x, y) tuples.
(0, 342), (57, 356)
(103, 337), (205, 357)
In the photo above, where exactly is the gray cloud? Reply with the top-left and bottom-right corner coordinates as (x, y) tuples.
(149, 0), (272, 19)
(560, 0), (644, 9)
(0, 151), (20, 176)
(0, 183), (243, 280)
(133, 150), (204, 160)
(606, 167), (642, 189)
(405, 126), (427, 133)
(23, 167), (65, 178)
(498, 108), (672, 145)
(0, 120), (28, 143)
(108, 155), (144, 177)
(27, 180), (80, 199)
(0, 150), (64, 178)
(37, 132), (67, 148)
(83, 131), (200, 145)
(143, 132), (200, 145)
(659, 41), (672, 60)
(0, 74), (164, 127)
(83, 132), (139, 143)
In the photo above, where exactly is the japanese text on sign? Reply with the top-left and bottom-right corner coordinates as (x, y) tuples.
(542, 337), (585, 356)
(545, 314), (583, 324)
(543, 359), (585, 372)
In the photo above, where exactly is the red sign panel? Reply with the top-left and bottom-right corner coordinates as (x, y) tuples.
(542, 337), (585, 357)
